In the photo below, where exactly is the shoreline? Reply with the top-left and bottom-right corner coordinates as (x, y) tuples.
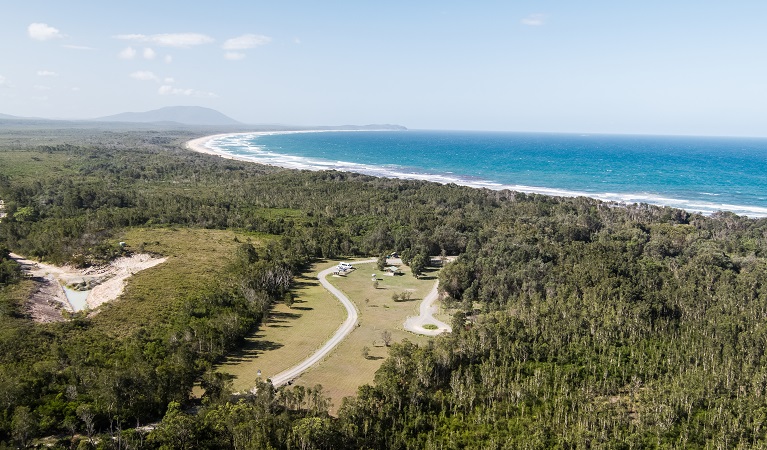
(185, 132), (767, 219)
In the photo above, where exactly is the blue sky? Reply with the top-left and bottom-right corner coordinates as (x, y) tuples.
(2, 1), (767, 136)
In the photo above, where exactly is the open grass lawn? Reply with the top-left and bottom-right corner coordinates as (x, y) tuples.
(215, 261), (345, 392)
(293, 262), (438, 413)
(89, 227), (263, 338)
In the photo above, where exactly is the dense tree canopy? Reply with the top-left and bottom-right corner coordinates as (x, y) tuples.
(0, 128), (766, 448)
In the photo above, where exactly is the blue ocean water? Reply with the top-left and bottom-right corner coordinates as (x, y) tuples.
(206, 130), (767, 218)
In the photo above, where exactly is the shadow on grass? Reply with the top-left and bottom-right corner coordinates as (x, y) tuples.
(364, 356), (384, 361)
(222, 336), (284, 363)
(266, 311), (302, 323)
(291, 306), (313, 311)
(293, 279), (319, 289)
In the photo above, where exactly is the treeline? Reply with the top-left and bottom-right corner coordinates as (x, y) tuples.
(334, 205), (767, 448)
(1, 129), (767, 448)
(0, 236), (309, 446)
(0, 247), (20, 286)
(0, 138), (480, 266)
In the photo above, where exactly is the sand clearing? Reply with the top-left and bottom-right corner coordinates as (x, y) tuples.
(87, 254), (166, 309)
(10, 253), (166, 321)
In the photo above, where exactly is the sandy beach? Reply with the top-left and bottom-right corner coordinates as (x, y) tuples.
(185, 129), (370, 164)
(185, 131), (310, 160)
(185, 133), (252, 159)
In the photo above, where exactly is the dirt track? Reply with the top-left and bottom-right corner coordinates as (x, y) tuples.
(269, 259), (376, 387)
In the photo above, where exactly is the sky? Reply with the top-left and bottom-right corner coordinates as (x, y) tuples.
(2, 1), (767, 136)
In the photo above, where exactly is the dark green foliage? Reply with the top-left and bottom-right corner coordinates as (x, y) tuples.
(335, 203), (767, 448)
(2, 127), (767, 447)
(0, 248), (20, 286)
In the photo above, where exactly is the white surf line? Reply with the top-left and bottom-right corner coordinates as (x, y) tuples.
(269, 259), (376, 388)
(404, 281), (452, 336)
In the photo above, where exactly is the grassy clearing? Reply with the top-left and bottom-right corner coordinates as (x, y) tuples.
(90, 227), (263, 337)
(292, 262), (438, 413)
(214, 261), (345, 392)
(0, 151), (81, 182)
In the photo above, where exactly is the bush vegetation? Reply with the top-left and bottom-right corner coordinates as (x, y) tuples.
(0, 127), (766, 448)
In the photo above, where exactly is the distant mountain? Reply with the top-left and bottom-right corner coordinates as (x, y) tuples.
(94, 106), (241, 126)
(0, 113), (26, 120)
(318, 124), (408, 131)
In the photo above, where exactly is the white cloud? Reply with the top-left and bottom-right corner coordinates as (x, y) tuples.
(119, 47), (137, 59)
(28, 23), (65, 41)
(224, 52), (246, 60)
(158, 85), (217, 98)
(115, 33), (214, 48)
(37, 70), (58, 77)
(130, 71), (160, 82)
(0, 75), (11, 88)
(222, 34), (271, 50)
(71, 87), (81, 92)
(164, 55), (173, 64)
(143, 48), (156, 59)
(63, 44), (94, 50)
(294, 37), (302, 45)
(521, 14), (546, 26)
(34, 85), (51, 91)
(163, 77), (175, 84)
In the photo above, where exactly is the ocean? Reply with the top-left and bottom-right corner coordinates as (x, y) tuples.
(205, 130), (767, 218)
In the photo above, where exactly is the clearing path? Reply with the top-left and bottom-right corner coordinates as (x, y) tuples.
(269, 259), (376, 387)
(403, 281), (452, 336)
(9, 252), (166, 321)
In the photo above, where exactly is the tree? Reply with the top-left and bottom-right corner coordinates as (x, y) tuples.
(410, 253), (428, 278)
(291, 417), (336, 450)
(76, 404), (96, 444)
(381, 330), (392, 347)
(200, 369), (234, 406)
(11, 406), (37, 448)
(361, 346), (370, 359)
(284, 292), (295, 309)
(149, 401), (202, 450)
(377, 254), (387, 271)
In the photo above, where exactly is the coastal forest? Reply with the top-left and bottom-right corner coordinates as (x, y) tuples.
(1, 126), (767, 449)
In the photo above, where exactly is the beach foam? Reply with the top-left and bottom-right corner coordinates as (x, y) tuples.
(192, 131), (767, 219)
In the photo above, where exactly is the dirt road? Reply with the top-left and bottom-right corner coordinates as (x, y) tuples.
(403, 280), (452, 336)
(269, 259), (376, 387)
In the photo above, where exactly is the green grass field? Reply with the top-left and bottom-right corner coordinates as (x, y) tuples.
(90, 227), (264, 337)
(0, 151), (81, 182)
(291, 262), (438, 413)
(213, 259), (444, 412)
(214, 261), (346, 392)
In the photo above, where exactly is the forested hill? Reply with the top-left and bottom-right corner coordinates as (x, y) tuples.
(0, 128), (766, 448)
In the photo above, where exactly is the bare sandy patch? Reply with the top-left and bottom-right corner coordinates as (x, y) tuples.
(87, 254), (166, 309)
(27, 276), (70, 323)
(10, 253), (166, 320)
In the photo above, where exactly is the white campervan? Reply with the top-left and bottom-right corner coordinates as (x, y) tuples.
(338, 262), (354, 271)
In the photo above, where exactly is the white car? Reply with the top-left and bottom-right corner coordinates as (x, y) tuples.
(338, 262), (354, 270)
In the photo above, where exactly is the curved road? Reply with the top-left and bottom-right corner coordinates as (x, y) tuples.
(269, 259), (376, 387)
(404, 281), (452, 336)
